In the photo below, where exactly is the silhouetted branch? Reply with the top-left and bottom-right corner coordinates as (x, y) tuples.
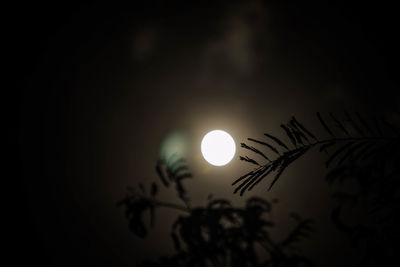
(120, 155), (314, 266)
(153, 200), (190, 213)
(234, 113), (399, 195)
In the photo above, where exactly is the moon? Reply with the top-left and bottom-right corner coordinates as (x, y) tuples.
(201, 130), (236, 166)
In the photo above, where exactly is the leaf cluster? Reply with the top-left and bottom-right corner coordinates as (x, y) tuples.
(118, 156), (314, 266)
(117, 156), (192, 238)
(140, 197), (313, 267)
(325, 138), (400, 266)
(234, 112), (399, 195)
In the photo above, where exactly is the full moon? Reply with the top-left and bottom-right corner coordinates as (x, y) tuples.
(201, 130), (236, 166)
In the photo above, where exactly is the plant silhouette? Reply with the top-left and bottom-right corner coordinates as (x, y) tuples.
(118, 112), (399, 266)
(236, 112), (400, 266)
(234, 112), (399, 195)
(326, 136), (400, 266)
(118, 155), (314, 267)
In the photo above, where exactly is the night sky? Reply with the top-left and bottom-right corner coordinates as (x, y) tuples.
(13, 1), (399, 266)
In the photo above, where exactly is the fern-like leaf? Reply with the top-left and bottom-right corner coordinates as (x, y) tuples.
(241, 143), (270, 161)
(240, 156), (260, 166)
(248, 138), (280, 155)
(264, 132), (289, 150)
(234, 113), (399, 195)
(330, 112), (350, 136)
(317, 112), (335, 137)
(281, 124), (297, 147)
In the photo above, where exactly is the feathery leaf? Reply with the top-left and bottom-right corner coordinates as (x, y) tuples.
(234, 175), (255, 194)
(248, 138), (280, 155)
(168, 158), (186, 172)
(232, 171), (253, 186)
(156, 163), (169, 187)
(317, 112), (335, 137)
(344, 111), (364, 137)
(319, 141), (336, 152)
(325, 142), (354, 167)
(239, 170), (266, 196)
(176, 173), (193, 181)
(281, 124), (297, 147)
(351, 142), (375, 162)
(290, 127), (306, 145)
(291, 116), (317, 140)
(268, 147), (310, 190)
(337, 141), (369, 165)
(248, 167), (274, 191)
(356, 112), (374, 137)
(170, 165), (189, 177)
(330, 112), (350, 136)
(241, 143), (270, 161)
(264, 132), (289, 150)
(239, 156), (260, 166)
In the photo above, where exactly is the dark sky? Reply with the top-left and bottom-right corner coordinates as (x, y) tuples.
(13, 1), (399, 266)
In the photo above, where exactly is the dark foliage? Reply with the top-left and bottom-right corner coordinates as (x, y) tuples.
(236, 112), (400, 266)
(234, 112), (400, 195)
(326, 139), (400, 266)
(118, 157), (314, 266)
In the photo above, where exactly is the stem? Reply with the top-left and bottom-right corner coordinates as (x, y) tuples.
(248, 136), (398, 175)
(153, 200), (190, 213)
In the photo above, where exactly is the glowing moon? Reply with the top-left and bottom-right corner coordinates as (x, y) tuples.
(201, 130), (236, 166)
